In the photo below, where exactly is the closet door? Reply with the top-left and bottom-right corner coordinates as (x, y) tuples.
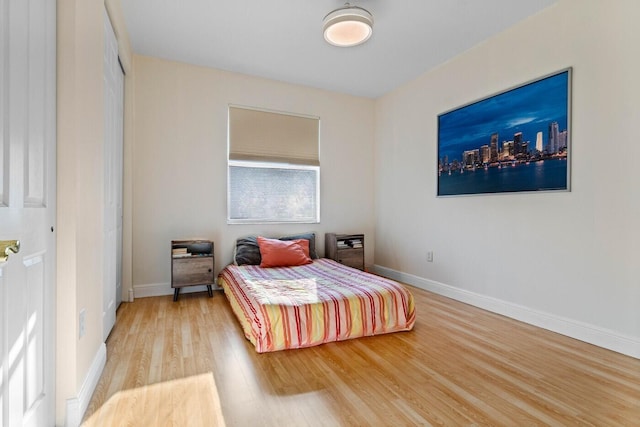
(103, 9), (124, 340)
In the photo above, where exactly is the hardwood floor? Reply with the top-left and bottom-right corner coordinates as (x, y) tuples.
(82, 286), (640, 426)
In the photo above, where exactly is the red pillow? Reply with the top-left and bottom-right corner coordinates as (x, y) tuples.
(257, 237), (312, 268)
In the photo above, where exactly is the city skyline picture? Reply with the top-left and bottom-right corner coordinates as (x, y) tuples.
(437, 68), (571, 196)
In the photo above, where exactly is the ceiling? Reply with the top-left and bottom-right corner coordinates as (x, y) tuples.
(121, 0), (558, 99)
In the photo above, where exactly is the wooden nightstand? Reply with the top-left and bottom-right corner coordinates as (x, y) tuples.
(325, 233), (364, 271)
(171, 239), (214, 301)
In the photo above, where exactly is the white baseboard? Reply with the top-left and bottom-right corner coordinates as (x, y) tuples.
(373, 265), (640, 359)
(65, 343), (106, 427)
(133, 282), (214, 299)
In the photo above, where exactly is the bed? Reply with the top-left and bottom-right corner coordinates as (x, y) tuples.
(218, 234), (415, 352)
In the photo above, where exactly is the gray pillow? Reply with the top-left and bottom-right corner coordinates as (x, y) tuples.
(233, 236), (261, 266)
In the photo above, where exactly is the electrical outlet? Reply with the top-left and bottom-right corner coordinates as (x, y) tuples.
(79, 309), (86, 339)
(427, 251), (434, 262)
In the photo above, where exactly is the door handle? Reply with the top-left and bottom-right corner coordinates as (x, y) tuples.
(0, 240), (20, 262)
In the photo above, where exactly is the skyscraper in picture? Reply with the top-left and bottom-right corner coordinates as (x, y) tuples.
(490, 133), (499, 162)
(514, 132), (523, 155)
(548, 121), (559, 154)
(536, 132), (543, 152)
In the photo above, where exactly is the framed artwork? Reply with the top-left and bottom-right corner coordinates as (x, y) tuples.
(437, 68), (571, 196)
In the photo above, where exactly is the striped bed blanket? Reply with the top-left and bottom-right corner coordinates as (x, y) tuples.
(218, 258), (415, 352)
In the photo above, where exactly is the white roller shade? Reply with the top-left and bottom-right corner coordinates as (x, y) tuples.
(229, 106), (320, 166)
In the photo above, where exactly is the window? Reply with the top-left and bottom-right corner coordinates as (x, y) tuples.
(228, 106), (320, 224)
(228, 161), (319, 223)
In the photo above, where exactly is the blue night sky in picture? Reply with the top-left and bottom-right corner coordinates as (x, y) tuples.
(437, 70), (570, 196)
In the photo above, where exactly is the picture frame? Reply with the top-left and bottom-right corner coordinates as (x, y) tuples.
(437, 68), (571, 197)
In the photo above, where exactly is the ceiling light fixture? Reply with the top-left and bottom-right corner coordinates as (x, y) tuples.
(323, 3), (374, 47)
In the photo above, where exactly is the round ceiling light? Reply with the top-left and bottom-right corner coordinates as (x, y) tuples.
(323, 3), (374, 47)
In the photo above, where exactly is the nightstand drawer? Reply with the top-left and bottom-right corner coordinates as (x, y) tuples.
(337, 250), (364, 270)
(172, 257), (214, 287)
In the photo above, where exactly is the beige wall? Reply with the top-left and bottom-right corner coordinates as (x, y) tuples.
(56, 0), (133, 424)
(374, 0), (640, 355)
(130, 55), (375, 293)
(56, 0), (104, 424)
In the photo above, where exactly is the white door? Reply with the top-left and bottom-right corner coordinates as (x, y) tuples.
(103, 10), (124, 340)
(0, 0), (56, 426)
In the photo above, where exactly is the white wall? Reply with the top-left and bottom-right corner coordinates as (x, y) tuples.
(374, 0), (640, 357)
(130, 55), (375, 295)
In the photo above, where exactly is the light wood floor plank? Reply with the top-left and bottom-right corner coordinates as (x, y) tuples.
(82, 286), (640, 426)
